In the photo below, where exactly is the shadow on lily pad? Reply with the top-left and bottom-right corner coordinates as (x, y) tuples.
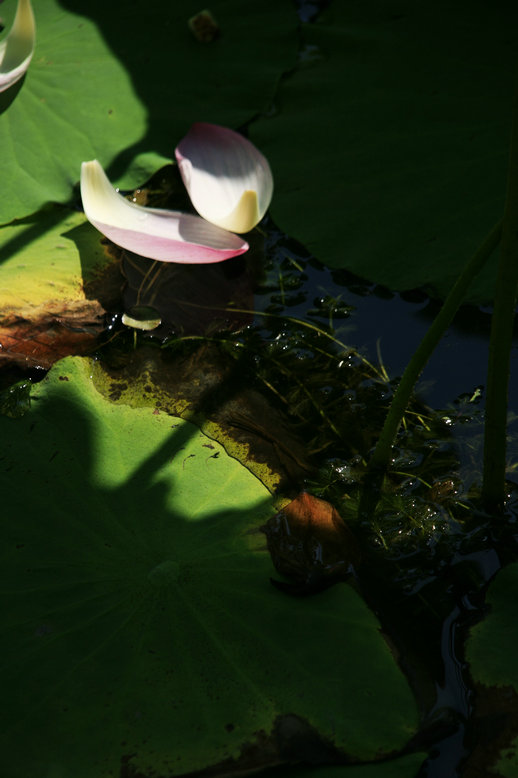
(0, 355), (419, 777)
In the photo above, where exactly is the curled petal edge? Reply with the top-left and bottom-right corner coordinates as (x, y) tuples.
(80, 160), (249, 264)
(0, 0), (35, 93)
(175, 122), (274, 233)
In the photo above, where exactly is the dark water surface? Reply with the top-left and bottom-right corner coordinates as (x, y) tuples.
(250, 222), (518, 777)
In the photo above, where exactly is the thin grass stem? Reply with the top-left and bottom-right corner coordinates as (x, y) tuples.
(360, 218), (502, 517)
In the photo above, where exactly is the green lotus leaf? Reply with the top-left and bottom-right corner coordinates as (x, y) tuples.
(0, 0), (297, 224)
(467, 562), (518, 689)
(0, 356), (418, 777)
(250, 0), (518, 303)
(466, 562), (518, 777)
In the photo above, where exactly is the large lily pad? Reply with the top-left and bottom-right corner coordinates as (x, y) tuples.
(0, 0), (297, 224)
(0, 356), (418, 776)
(250, 0), (518, 303)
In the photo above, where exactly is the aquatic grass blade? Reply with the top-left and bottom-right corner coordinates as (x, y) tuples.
(360, 219), (502, 516)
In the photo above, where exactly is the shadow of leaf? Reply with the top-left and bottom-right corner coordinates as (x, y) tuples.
(55, 0), (298, 181)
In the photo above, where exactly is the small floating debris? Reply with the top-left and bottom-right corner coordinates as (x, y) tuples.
(121, 305), (162, 332)
(188, 9), (220, 43)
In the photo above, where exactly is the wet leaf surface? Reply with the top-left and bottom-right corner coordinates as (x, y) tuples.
(92, 343), (316, 493)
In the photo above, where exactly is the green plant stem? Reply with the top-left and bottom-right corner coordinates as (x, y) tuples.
(482, 98), (518, 509)
(360, 218), (502, 517)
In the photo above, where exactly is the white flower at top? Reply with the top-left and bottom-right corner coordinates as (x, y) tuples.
(81, 123), (274, 264)
(0, 0), (35, 93)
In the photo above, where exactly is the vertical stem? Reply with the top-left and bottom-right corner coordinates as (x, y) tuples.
(482, 93), (518, 509)
(360, 219), (502, 517)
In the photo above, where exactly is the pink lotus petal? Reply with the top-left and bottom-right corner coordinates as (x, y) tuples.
(175, 123), (273, 233)
(80, 160), (249, 264)
(0, 0), (35, 93)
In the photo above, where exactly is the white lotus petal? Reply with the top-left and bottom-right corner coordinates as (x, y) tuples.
(0, 0), (35, 93)
(175, 123), (274, 233)
(80, 160), (249, 264)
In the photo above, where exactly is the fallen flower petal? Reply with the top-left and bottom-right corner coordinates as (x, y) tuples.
(0, 0), (35, 93)
(80, 160), (249, 264)
(175, 122), (273, 233)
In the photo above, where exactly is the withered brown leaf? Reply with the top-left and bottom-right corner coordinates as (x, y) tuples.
(261, 492), (361, 595)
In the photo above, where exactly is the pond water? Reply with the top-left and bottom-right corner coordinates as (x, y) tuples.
(251, 222), (518, 777)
